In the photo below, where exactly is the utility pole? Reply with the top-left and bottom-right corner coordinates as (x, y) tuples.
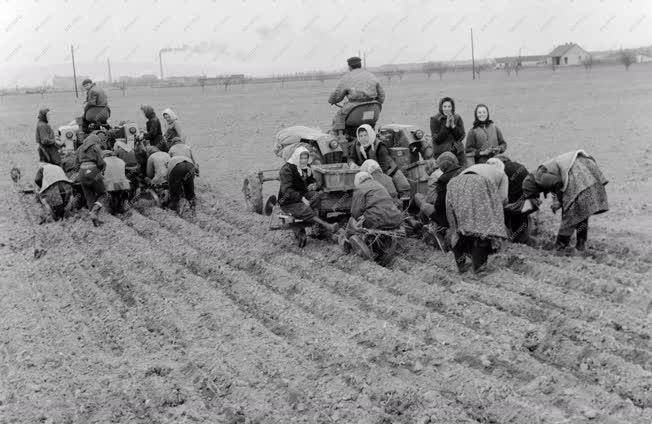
(159, 50), (164, 80)
(71, 45), (79, 98)
(363, 51), (367, 69)
(107, 57), (112, 84)
(470, 28), (476, 80)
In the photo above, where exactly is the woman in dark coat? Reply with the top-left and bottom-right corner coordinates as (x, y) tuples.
(35, 108), (61, 165)
(493, 155), (532, 244)
(430, 97), (466, 167)
(76, 133), (107, 226)
(140, 105), (166, 152)
(349, 124), (411, 197)
(278, 146), (338, 247)
(465, 104), (507, 164)
(522, 150), (608, 251)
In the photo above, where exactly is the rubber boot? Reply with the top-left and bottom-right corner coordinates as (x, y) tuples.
(90, 201), (103, 227)
(575, 223), (588, 252)
(471, 238), (491, 274)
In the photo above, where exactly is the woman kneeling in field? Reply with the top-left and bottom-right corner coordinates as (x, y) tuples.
(34, 163), (75, 222)
(522, 150), (608, 252)
(344, 172), (403, 254)
(446, 160), (509, 274)
(277, 146), (338, 247)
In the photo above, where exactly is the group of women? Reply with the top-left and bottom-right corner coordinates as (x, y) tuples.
(33, 106), (197, 225)
(276, 97), (610, 274)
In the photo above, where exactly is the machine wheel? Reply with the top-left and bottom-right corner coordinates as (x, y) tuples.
(242, 172), (263, 214)
(264, 195), (277, 216)
(373, 235), (397, 267)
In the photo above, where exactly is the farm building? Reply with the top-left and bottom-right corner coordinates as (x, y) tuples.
(495, 55), (547, 68)
(547, 43), (590, 66)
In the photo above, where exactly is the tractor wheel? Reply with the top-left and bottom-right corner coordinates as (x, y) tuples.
(243, 172), (263, 214)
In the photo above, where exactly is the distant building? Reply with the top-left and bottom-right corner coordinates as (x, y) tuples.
(636, 54), (652, 63)
(495, 55), (547, 68)
(52, 75), (90, 90)
(547, 43), (590, 66)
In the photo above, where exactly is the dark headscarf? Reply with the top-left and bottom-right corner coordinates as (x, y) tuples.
(472, 104), (494, 128)
(38, 108), (49, 123)
(438, 97), (456, 115)
(140, 105), (156, 120)
(521, 173), (541, 199)
(435, 151), (459, 173)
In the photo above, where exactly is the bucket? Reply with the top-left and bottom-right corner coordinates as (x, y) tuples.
(312, 163), (358, 192)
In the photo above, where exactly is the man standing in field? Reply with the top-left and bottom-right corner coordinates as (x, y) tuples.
(82, 78), (111, 130)
(328, 56), (385, 133)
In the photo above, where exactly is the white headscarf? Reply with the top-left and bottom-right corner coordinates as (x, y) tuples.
(354, 171), (373, 187)
(486, 157), (505, 173)
(360, 159), (381, 175)
(356, 124), (377, 160)
(287, 146), (312, 176)
(161, 108), (178, 122)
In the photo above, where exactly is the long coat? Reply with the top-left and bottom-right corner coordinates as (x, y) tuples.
(351, 179), (403, 229)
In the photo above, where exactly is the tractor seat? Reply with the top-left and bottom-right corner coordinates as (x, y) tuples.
(344, 101), (382, 129)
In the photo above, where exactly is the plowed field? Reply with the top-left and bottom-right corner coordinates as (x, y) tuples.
(1, 65), (650, 423)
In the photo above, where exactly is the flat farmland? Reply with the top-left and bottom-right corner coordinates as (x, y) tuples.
(0, 64), (650, 423)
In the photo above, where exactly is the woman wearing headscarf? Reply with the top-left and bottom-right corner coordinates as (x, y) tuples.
(35, 108), (62, 166)
(521, 150), (608, 251)
(102, 151), (132, 214)
(350, 171), (403, 230)
(162, 108), (185, 144)
(430, 97), (466, 167)
(140, 105), (166, 152)
(465, 104), (507, 164)
(360, 159), (399, 204)
(493, 155), (533, 243)
(446, 160), (508, 274)
(278, 146), (338, 247)
(34, 163), (74, 221)
(76, 133), (107, 226)
(350, 124), (411, 197)
(414, 152), (463, 228)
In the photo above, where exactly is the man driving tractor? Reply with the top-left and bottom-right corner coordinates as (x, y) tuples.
(328, 56), (385, 134)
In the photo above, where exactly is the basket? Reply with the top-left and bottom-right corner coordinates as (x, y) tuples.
(404, 160), (430, 196)
(404, 160), (430, 181)
(389, 147), (410, 170)
(312, 163), (358, 192)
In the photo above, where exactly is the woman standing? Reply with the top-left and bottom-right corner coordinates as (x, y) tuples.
(465, 104), (507, 164)
(162, 108), (185, 144)
(140, 105), (166, 152)
(522, 150), (608, 251)
(446, 161), (508, 274)
(278, 146), (338, 247)
(430, 97), (466, 167)
(35, 108), (61, 165)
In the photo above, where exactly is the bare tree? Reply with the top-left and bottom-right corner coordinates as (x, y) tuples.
(504, 63), (513, 77)
(381, 70), (394, 82)
(475, 63), (489, 78)
(434, 62), (448, 80)
(582, 55), (593, 72)
(280, 75), (288, 88)
(120, 80), (127, 96)
(513, 62), (522, 76)
(396, 69), (405, 80)
(422, 62), (436, 79)
(619, 49), (636, 71)
(221, 76), (232, 91)
(316, 70), (326, 85)
(199, 77), (206, 94)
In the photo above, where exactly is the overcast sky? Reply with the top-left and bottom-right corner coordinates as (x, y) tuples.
(1, 0), (650, 87)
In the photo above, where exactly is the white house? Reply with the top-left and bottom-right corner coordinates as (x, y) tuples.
(547, 43), (590, 66)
